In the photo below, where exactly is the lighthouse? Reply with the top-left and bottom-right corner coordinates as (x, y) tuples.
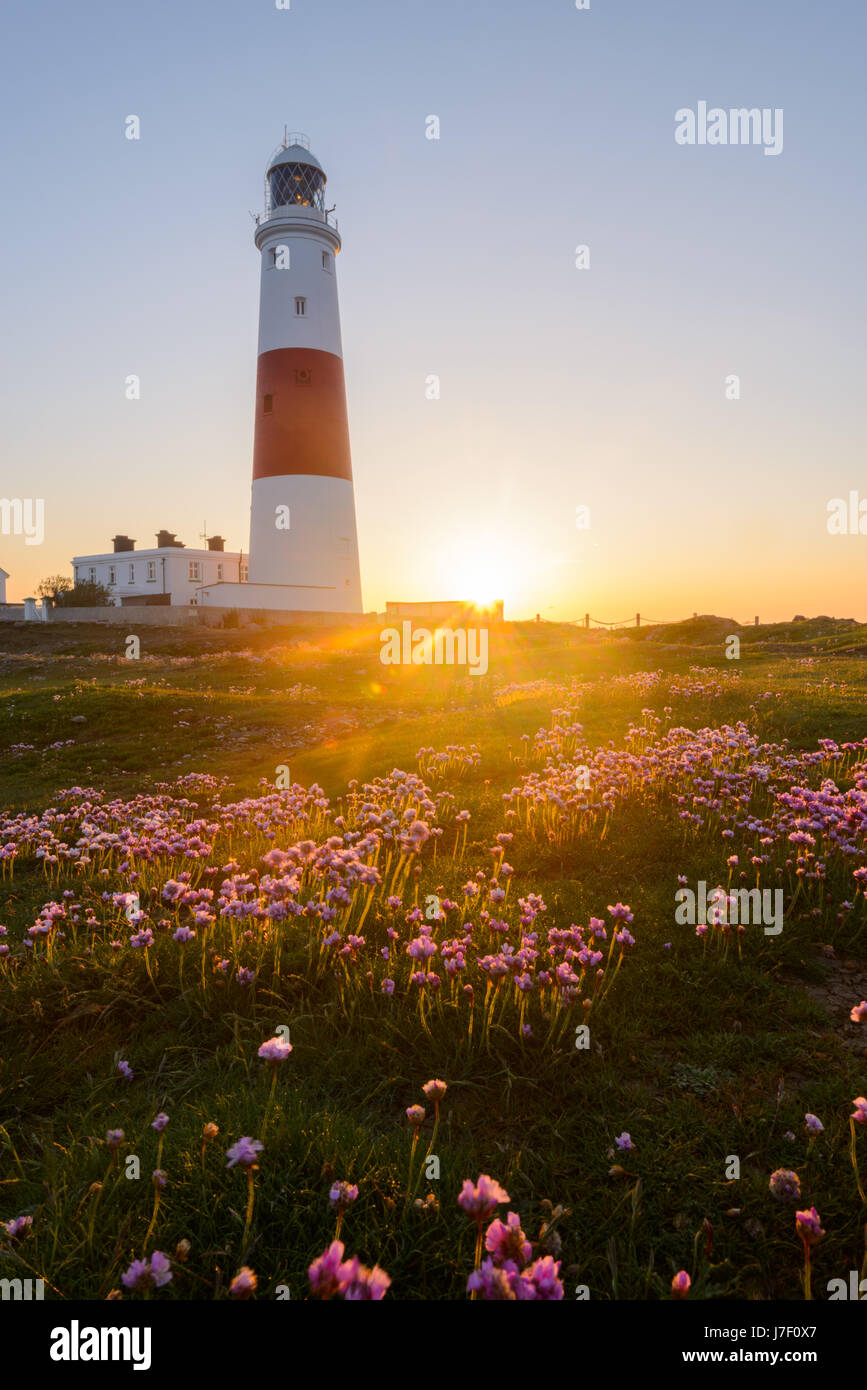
(198, 133), (363, 615)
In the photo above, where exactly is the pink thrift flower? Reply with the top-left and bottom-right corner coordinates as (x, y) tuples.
(230, 1267), (257, 1299)
(226, 1136), (263, 1169)
(804, 1114), (824, 1136)
(671, 1270), (691, 1299)
(607, 902), (633, 923)
(769, 1169), (801, 1203)
(329, 1181), (359, 1212)
(467, 1257), (520, 1300)
(519, 1255), (564, 1300)
(308, 1240), (346, 1298)
(3, 1215), (33, 1239)
(457, 1175), (510, 1220)
(147, 1250), (173, 1288)
(151, 1112), (169, 1133)
(850, 1001), (867, 1024)
(339, 1258), (391, 1300)
(121, 1251), (172, 1291)
(422, 1079), (447, 1103)
(795, 1207), (825, 1245)
(485, 1211), (531, 1269)
(851, 1097), (867, 1126)
(257, 1036), (293, 1062)
(614, 1132), (635, 1153)
(406, 1105), (426, 1128)
(121, 1259), (149, 1291)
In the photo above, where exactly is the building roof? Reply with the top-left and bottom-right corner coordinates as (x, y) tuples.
(71, 547), (241, 562)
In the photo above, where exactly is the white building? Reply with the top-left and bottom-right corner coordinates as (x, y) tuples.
(0, 567), (8, 604)
(71, 532), (246, 607)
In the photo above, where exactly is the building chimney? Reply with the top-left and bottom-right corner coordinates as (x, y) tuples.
(112, 535), (135, 552)
(206, 535), (226, 552)
(156, 530), (184, 549)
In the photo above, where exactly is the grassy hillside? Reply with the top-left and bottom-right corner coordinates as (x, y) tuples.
(1, 617), (865, 1301)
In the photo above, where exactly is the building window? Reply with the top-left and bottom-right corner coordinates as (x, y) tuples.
(128, 564), (135, 583)
(263, 393), (273, 414)
(190, 595), (198, 606)
(321, 251), (331, 271)
(88, 566), (96, 583)
(216, 563), (223, 581)
(146, 561), (156, 582)
(108, 566), (116, 585)
(188, 561), (201, 582)
(294, 296), (306, 316)
(240, 561), (248, 583)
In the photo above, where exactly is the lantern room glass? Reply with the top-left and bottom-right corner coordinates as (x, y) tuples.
(268, 162), (325, 212)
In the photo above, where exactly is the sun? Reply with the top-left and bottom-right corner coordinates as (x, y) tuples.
(450, 549), (512, 612)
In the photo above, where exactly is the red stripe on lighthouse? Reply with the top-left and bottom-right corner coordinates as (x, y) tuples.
(252, 348), (353, 482)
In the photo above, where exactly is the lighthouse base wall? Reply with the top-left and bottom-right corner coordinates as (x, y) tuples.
(42, 601), (374, 629)
(247, 474), (362, 610)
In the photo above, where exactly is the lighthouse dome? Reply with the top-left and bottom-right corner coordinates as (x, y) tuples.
(267, 140), (324, 175)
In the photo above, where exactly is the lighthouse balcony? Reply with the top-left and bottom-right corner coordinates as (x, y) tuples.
(257, 202), (338, 233)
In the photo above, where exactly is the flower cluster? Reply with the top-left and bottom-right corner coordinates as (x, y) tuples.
(308, 1241), (390, 1300)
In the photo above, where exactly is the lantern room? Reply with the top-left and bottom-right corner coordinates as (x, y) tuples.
(265, 134), (326, 214)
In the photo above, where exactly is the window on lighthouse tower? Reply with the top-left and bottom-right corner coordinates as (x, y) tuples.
(295, 297), (307, 316)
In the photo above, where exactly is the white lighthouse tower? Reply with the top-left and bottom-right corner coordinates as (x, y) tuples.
(199, 133), (363, 614)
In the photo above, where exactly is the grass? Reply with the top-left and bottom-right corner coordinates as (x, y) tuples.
(0, 616), (866, 1300)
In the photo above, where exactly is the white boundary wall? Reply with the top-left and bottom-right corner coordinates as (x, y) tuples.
(39, 605), (374, 629)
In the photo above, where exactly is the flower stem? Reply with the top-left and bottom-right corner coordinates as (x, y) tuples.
(404, 1131), (419, 1212)
(851, 1118), (867, 1205)
(802, 1241), (812, 1301)
(144, 1190), (161, 1248)
(241, 1167), (256, 1253)
(260, 1065), (279, 1142)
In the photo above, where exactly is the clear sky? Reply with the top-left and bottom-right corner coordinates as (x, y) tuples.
(1, 0), (865, 621)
